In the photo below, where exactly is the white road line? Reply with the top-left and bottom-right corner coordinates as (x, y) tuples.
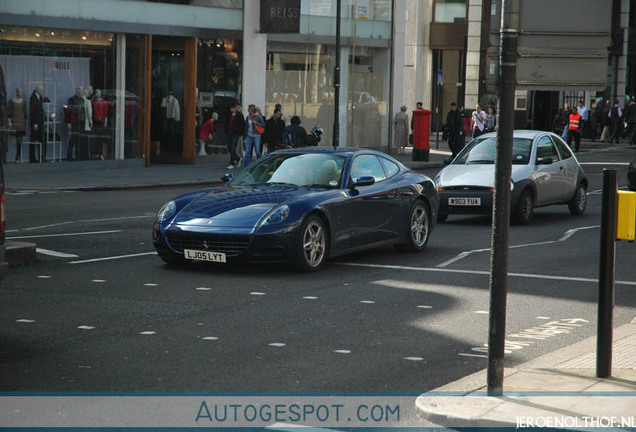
(436, 225), (600, 268)
(333, 350), (352, 354)
(269, 343), (286, 347)
(16, 216), (152, 232)
(458, 353), (488, 359)
(337, 262), (636, 286)
(36, 248), (79, 258)
(69, 251), (157, 264)
(203, 336), (219, 341)
(22, 221), (75, 231)
(8, 230), (122, 240)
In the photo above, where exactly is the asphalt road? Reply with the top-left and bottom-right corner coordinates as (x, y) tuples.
(1, 146), (635, 394)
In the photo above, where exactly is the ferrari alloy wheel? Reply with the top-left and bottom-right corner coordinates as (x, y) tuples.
(405, 201), (431, 252)
(296, 215), (328, 272)
(513, 190), (534, 224)
(568, 183), (587, 215)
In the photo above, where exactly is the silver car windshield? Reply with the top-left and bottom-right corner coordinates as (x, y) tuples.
(453, 137), (533, 165)
(230, 153), (346, 188)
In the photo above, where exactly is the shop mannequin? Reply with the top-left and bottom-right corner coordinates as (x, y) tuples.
(8, 88), (27, 163)
(66, 86), (86, 161)
(92, 89), (109, 158)
(82, 86), (93, 159)
(29, 84), (45, 163)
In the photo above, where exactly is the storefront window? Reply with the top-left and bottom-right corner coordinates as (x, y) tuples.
(434, 0), (467, 23)
(196, 38), (241, 149)
(0, 25), (116, 163)
(304, 0), (391, 21)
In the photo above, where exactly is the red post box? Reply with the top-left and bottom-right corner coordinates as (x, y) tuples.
(412, 109), (431, 161)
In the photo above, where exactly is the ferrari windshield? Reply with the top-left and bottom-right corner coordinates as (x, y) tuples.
(229, 153), (346, 188)
(453, 137), (533, 165)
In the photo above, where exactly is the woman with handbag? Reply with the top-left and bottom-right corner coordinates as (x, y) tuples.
(244, 104), (265, 167)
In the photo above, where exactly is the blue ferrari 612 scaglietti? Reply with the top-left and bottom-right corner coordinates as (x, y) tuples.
(153, 148), (439, 271)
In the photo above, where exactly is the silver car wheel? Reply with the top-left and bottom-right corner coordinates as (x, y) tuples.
(410, 203), (430, 248)
(302, 219), (326, 268)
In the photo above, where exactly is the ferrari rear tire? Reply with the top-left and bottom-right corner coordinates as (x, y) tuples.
(568, 182), (587, 215)
(403, 201), (431, 252)
(295, 215), (328, 272)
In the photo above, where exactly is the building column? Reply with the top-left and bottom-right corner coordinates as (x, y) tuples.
(403, 0), (432, 110)
(115, 33), (126, 160)
(464, 0), (483, 109)
(242, 4), (267, 110)
(392, 0), (407, 147)
(617, 0), (630, 103)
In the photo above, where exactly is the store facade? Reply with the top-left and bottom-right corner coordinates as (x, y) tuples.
(0, 0), (396, 166)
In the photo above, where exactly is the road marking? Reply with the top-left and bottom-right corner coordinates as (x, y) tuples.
(536, 316), (551, 320)
(333, 350), (352, 354)
(203, 336), (219, 341)
(339, 262), (636, 287)
(475, 310), (489, 314)
(37, 275), (52, 279)
(36, 248), (79, 258)
(269, 343), (286, 347)
(417, 305), (433, 309)
(458, 353), (487, 359)
(360, 300), (375, 304)
(92, 280), (106, 283)
(16, 319), (35, 323)
(436, 225), (600, 268)
(196, 287), (212, 291)
(250, 292), (267, 296)
(69, 251), (157, 264)
(403, 357), (425, 361)
(145, 283), (159, 287)
(8, 230), (122, 240)
(15, 216), (151, 232)
(140, 331), (156, 335)
(303, 296), (318, 300)
(78, 326), (95, 330)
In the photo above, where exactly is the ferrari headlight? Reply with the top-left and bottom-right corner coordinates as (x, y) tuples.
(157, 200), (176, 222)
(263, 205), (290, 225)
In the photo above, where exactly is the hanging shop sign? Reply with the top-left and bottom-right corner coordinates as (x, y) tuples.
(260, 0), (301, 33)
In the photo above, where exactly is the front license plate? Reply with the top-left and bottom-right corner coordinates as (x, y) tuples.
(184, 249), (227, 263)
(449, 197), (481, 206)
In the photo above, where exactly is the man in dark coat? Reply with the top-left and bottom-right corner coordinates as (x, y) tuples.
(29, 85), (45, 163)
(226, 104), (245, 168)
(623, 99), (636, 145)
(445, 102), (464, 158)
(263, 108), (285, 153)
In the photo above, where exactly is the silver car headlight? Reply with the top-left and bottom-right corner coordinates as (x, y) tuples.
(157, 200), (176, 222)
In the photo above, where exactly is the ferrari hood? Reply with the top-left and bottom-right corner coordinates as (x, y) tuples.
(172, 185), (302, 228)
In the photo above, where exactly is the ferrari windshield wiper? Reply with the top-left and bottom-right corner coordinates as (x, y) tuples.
(264, 182), (297, 187)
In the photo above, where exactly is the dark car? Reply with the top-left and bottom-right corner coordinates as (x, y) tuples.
(628, 160), (636, 191)
(434, 130), (588, 224)
(153, 148), (439, 271)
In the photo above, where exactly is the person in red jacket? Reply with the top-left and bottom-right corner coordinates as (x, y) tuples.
(567, 106), (582, 152)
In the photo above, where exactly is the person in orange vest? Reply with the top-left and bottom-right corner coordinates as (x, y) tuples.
(567, 106), (582, 152)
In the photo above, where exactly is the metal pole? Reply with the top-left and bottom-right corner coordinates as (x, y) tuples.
(597, 169), (618, 378)
(487, 0), (518, 394)
(332, 0), (341, 148)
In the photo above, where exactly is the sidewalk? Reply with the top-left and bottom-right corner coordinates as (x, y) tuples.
(3, 147), (447, 192)
(416, 321), (636, 428)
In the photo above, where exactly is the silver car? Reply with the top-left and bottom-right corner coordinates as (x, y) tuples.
(434, 130), (588, 224)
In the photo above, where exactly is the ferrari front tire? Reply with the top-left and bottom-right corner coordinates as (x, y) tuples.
(295, 215), (328, 272)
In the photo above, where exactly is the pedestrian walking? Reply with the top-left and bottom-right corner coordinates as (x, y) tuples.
(561, 103), (572, 139)
(608, 100), (623, 144)
(484, 106), (496, 132)
(394, 105), (409, 155)
(446, 102), (464, 158)
(470, 104), (486, 138)
(577, 100), (588, 138)
(623, 98), (636, 145)
(244, 104), (265, 167)
(263, 108), (285, 153)
(226, 104), (245, 169)
(600, 100), (612, 142)
(566, 106), (582, 152)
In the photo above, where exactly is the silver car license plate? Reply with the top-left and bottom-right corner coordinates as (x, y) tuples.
(184, 249), (227, 263)
(449, 197), (481, 206)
